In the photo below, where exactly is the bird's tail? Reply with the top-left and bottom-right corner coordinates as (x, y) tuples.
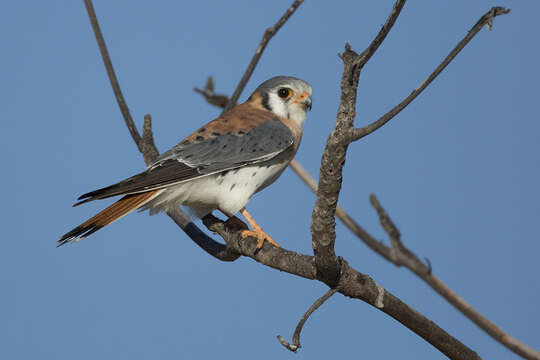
(57, 190), (163, 247)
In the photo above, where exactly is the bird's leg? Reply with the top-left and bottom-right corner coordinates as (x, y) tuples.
(239, 207), (280, 249)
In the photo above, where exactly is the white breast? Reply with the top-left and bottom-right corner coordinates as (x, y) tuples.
(146, 162), (288, 217)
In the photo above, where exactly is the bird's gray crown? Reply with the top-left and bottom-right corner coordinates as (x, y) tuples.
(254, 76), (312, 95)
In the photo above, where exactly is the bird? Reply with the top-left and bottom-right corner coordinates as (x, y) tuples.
(58, 76), (312, 248)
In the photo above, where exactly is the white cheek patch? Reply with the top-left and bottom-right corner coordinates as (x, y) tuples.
(267, 93), (307, 127)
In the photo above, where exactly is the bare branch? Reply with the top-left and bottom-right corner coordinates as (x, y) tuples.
(277, 287), (340, 353)
(351, 6), (511, 142)
(140, 114), (160, 165)
(193, 76), (230, 108)
(202, 214), (480, 359)
(311, 0), (406, 286)
(354, 0), (406, 68)
(83, 0), (141, 149)
(223, 0), (304, 112)
(369, 194), (423, 268)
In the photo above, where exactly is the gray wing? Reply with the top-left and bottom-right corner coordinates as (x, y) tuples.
(75, 118), (293, 205)
(153, 118), (293, 172)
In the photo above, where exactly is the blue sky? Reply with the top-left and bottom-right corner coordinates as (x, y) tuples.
(3, 1), (539, 359)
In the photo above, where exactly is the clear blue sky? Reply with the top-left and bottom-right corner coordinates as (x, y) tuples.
(3, 1), (539, 359)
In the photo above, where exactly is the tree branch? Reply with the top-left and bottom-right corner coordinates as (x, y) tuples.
(193, 76), (230, 108)
(277, 287), (340, 353)
(351, 6), (511, 142)
(223, 0), (304, 112)
(83, 0), (141, 149)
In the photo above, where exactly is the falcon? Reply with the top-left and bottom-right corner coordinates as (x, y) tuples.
(58, 76), (312, 248)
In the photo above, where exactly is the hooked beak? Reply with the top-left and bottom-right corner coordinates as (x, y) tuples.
(296, 92), (312, 111)
(304, 95), (312, 111)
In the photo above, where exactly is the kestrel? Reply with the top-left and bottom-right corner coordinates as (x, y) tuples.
(58, 76), (312, 248)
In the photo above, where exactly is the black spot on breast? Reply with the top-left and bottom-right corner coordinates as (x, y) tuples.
(198, 128), (206, 133)
(252, 149), (256, 153)
(238, 130), (246, 135)
(222, 144), (228, 149)
(278, 142), (282, 146)
(196, 136), (204, 141)
(251, 172), (257, 177)
(239, 147), (244, 153)
(230, 184), (236, 191)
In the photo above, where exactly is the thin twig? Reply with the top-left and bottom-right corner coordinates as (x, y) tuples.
(368, 194), (431, 273)
(354, 0), (406, 69)
(277, 287), (339, 353)
(351, 6), (511, 142)
(223, 0), (304, 112)
(141, 114), (160, 165)
(83, 0), (141, 149)
(202, 214), (481, 359)
(193, 76), (229, 108)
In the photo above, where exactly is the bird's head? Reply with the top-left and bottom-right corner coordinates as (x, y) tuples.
(250, 76), (312, 126)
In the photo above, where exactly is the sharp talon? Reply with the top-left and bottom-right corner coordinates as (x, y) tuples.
(241, 229), (280, 249)
(238, 208), (280, 249)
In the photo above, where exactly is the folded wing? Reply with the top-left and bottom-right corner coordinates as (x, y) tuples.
(74, 117), (293, 206)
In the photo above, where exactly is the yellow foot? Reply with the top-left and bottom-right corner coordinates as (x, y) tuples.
(238, 207), (280, 249)
(241, 227), (280, 249)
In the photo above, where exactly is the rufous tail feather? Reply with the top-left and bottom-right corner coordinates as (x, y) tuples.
(58, 190), (162, 247)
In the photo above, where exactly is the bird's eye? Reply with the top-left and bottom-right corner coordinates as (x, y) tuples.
(277, 88), (291, 98)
